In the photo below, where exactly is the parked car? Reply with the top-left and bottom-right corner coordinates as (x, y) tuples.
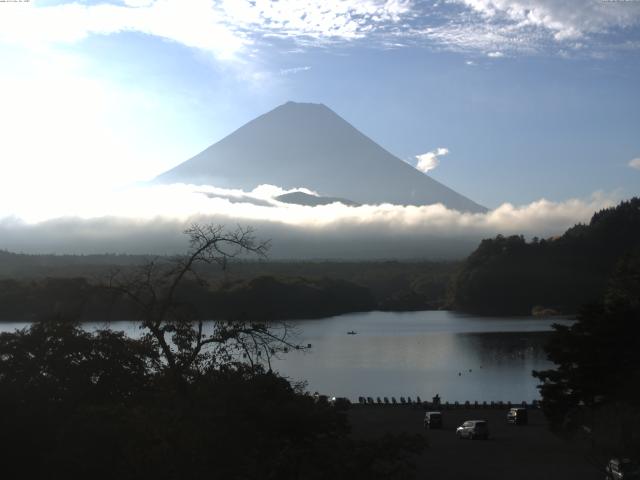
(424, 411), (443, 429)
(456, 420), (489, 440)
(506, 407), (528, 425)
(606, 458), (640, 480)
(329, 397), (351, 410)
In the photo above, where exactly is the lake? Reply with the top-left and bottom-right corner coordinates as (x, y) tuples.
(272, 311), (571, 403)
(0, 310), (572, 403)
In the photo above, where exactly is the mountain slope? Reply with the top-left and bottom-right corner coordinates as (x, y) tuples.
(155, 101), (486, 213)
(275, 191), (360, 207)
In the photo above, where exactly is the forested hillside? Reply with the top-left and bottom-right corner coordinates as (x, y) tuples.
(0, 260), (457, 321)
(449, 198), (640, 315)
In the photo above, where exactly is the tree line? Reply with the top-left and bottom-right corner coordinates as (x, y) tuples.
(449, 198), (640, 315)
(0, 262), (457, 322)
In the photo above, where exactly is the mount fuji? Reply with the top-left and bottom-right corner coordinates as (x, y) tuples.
(155, 102), (486, 213)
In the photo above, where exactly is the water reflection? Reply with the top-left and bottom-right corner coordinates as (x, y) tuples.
(456, 332), (550, 366)
(0, 311), (569, 402)
(271, 312), (569, 402)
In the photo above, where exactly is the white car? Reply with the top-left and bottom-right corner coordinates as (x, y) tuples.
(456, 420), (489, 440)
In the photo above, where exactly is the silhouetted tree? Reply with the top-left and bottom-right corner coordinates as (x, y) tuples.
(107, 224), (306, 383)
(0, 316), (156, 478)
(533, 251), (640, 456)
(0, 225), (427, 479)
(0, 316), (425, 480)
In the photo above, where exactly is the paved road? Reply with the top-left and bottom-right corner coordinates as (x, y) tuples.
(348, 407), (602, 480)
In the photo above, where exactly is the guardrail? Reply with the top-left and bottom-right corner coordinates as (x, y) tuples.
(351, 397), (540, 409)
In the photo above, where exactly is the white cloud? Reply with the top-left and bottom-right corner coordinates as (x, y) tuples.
(1, 0), (637, 60)
(415, 147), (449, 173)
(122, 0), (156, 6)
(0, 183), (616, 258)
(411, 21), (543, 57)
(279, 66), (312, 75)
(629, 158), (640, 170)
(219, 0), (412, 41)
(0, 0), (413, 55)
(487, 51), (504, 57)
(413, 0), (640, 57)
(0, 1), (248, 60)
(456, 0), (640, 41)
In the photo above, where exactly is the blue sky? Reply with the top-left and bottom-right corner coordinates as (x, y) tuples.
(1, 0), (639, 211)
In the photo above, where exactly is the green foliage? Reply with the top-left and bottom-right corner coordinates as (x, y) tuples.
(450, 198), (640, 315)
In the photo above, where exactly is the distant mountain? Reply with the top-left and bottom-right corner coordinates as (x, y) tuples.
(275, 191), (360, 207)
(155, 102), (486, 213)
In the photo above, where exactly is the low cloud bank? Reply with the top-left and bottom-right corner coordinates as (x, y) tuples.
(0, 184), (616, 259)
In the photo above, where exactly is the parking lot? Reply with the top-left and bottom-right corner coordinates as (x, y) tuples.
(348, 406), (602, 479)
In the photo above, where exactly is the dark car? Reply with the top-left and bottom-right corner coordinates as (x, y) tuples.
(506, 407), (528, 425)
(424, 411), (443, 429)
(456, 420), (489, 440)
(329, 396), (351, 410)
(606, 458), (640, 480)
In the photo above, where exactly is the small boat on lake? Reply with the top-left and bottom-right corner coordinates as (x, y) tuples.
(347, 331), (357, 335)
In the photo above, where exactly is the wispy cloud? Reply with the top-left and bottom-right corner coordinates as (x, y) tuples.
(408, 0), (640, 57)
(405, 18), (548, 57)
(219, 0), (412, 42)
(456, 0), (640, 41)
(415, 148), (449, 173)
(629, 158), (640, 170)
(279, 66), (312, 75)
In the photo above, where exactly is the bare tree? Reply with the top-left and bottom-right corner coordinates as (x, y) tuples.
(107, 224), (307, 382)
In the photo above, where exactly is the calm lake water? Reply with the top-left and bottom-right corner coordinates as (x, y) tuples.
(0, 311), (572, 403)
(270, 311), (572, 403)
